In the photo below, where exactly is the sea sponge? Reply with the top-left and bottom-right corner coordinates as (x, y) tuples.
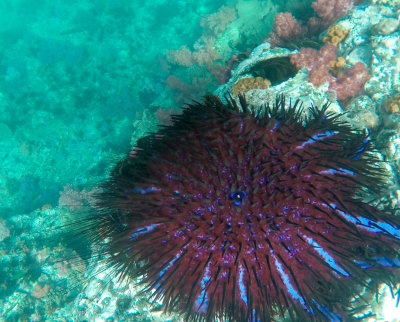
(231, 76), (271, 96)
(323, 25), (349, 46)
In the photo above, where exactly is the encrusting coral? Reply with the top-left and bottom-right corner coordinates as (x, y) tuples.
(231, 76), (271, 96)
(384, 96), (400, 114)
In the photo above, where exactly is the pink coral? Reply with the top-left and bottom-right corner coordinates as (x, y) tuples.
(290, 44), (336, 73)
(312, 0), (353, 25)
(290, 44), (369, 100)
(266, 1), (366, 46)
(329, 62), (369, 100)
(273, 12), (306, 41)
(266, 12), (306, 47)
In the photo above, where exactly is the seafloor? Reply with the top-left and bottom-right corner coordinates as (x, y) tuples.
(1, 0), (400, 321)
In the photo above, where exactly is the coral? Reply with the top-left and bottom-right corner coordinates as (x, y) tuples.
(57, 261), (69, 278)
(329, 62), (370, 100)
(290, 44), (369, 100)
(231, 77), (271, 96)
(323, 25), (350, 46)
(209, 64), (232, 85)
(58, 185), (99, 210)
(200, 6), (237, 36)
(209, 53), (249, 85)
(266, 1), (365, 47)
(290, 44), (337, 85)
(272, 12), (306, 42)
(312, 0), (353, 25)
(266, 12), (308, 48)
(384, 96), (400, 114)
(31, 283), (50, 299)
(74, 95), (400, 321)
(166, 45), (194, 67)
(166, 43), (221, 68)
(329, 56), (346, 74)
(192, 43), (221, 67)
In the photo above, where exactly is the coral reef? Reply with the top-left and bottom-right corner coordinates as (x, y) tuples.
(323, 25), (350, 45)
(267, 0), (365, 47)
(231, 76), (271, 96)
(270, 12), (306, 42)
(384, 96), (400, 114)
(166, 1), (279, 105)
(165, 45), (194, 67)
(290, 44), (369, 100)
(312, 0), (354, 26)
(4, 0), (400, 320)
(329, 62), (370, 100)
(329, 56), (346, 75)
(166, 43), (221, 68)
(200, 6), (237, 36)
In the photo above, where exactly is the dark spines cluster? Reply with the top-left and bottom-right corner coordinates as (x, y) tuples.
(78, 95), (400, 321)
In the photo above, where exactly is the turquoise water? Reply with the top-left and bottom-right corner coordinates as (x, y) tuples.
(0, 1), (285, 319)
(0, 0), (286, 215)
(1, 0), (400, 320)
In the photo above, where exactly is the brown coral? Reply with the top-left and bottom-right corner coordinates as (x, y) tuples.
(231, 77), (271, 96)
(329, 56), (346, 76)
(323, 25), (349, 46)
(385, 96), (400, 114)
